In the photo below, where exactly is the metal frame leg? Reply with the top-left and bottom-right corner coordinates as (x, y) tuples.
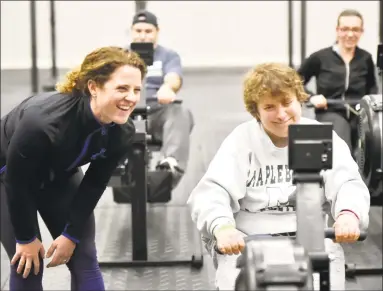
(30, 0), (38, 93)
(294, 173), (330, 291)
(99, 133), (204, 269)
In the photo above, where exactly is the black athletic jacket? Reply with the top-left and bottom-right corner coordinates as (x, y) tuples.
(0, 91), (135, 244)
(298, 46), (378, 108)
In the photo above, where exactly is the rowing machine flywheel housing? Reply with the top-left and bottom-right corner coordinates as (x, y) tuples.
(357, 94), (382, 205)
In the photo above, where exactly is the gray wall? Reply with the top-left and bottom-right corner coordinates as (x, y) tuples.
(1, 1), (380, 69)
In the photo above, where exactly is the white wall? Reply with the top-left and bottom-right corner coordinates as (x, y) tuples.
(148, 1), (291, 67)
(1, 1), (380, 70)
(1, 1), (135, 69)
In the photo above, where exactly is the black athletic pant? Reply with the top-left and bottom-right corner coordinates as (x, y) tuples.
(0, 169), (105, 291)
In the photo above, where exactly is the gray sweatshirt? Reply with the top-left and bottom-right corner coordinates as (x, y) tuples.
(187, 117), (370, 239)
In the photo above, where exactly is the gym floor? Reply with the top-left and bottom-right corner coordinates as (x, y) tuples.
(1, 69), (382, 290)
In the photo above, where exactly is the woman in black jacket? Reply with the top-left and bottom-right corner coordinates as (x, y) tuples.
(0, 46), (146, 291)
(298, 9), (378, 152)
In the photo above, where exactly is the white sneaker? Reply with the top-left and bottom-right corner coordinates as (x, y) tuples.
(157, 157), (183, 173)
(156, 157), (184, 188)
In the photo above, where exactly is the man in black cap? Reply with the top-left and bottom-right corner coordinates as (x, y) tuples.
(130, 10), (194, 188)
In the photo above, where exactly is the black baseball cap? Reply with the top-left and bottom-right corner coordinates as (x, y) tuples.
(132, 10), (158, 28)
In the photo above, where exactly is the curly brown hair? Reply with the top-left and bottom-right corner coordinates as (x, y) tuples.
(56, 46), (147, 96)
(243, 63), (308, 120)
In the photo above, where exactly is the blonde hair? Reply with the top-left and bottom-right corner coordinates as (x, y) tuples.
(243, 62), (308, 119)
(56, 46), (146, 96)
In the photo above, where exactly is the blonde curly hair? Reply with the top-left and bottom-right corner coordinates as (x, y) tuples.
(56, 46), (146, 96)
(243, 63), (308, 120)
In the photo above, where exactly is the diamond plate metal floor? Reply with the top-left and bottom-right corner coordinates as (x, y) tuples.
(96, 204), (202, 262)
(1, 188), (216, 290)
(94, 194), (216, 290)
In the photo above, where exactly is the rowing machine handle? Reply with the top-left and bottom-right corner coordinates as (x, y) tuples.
(146, 97), (183, 104)
(214, 229), (367, 254)
(306, 97), (360, 108)
(213, 233), (274, 254)
(324, 228), (367, 241)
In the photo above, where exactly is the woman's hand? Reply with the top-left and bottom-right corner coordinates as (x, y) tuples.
(309, 94), (328, 109)
(11, 237), (45, 279)
(215, 225), (246, 255)
(156, 84), (176, 104)
(46, 235), (76, 268)
(333, 212), (360, 243)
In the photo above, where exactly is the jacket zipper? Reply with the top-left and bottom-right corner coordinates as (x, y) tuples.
(65, 127), (107, 172)
(343, 63), (350, 118)
(333, 45), (351, 118)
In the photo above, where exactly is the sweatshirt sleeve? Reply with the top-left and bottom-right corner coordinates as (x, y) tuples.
(322, 131), (370, 230)
(4, 113), (52, 243)
(187, 127), (248, 238)
(62, 144), (131, 243)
